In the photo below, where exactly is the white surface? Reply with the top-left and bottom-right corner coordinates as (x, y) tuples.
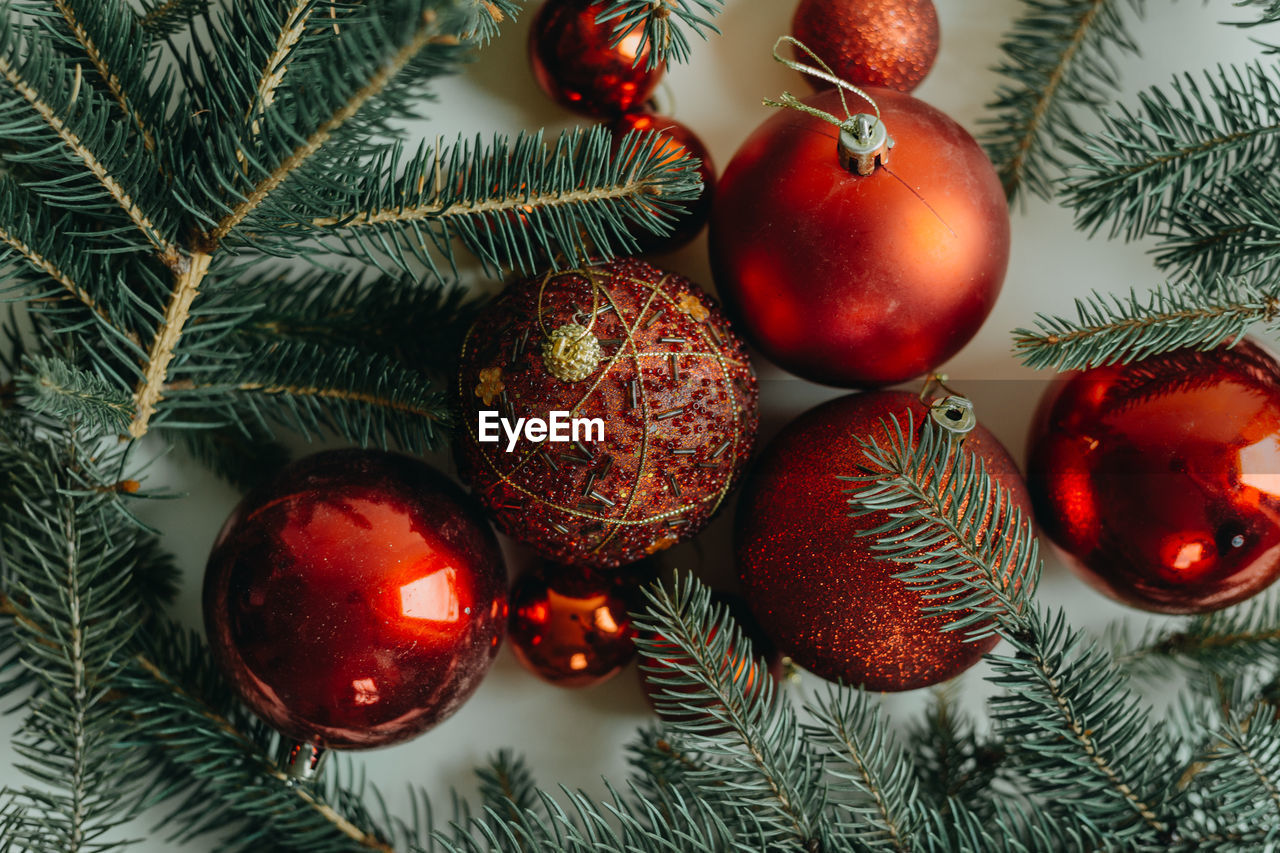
(1, 1), (1273, 848)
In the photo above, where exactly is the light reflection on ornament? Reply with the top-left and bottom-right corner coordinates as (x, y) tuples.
(399, 567), (460, 622)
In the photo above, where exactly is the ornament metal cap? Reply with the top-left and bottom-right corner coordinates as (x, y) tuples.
(838, 114), (893, 176)
(542, 323), (603, 382)
(280, 740), (327, 782)
(929, 395), (977, 436)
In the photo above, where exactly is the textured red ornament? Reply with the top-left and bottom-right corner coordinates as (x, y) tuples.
(736, 391), (1029, 691)
(639, 592), (784, 725)
(508, 561), (647, 687)
(456, 259), (758, 568)
(709, 88), (1010, 388)
(203, 450), (507, 750)
(792, 0), (939, 93)
(1027, 341), (1280, 614)
(528, 0), (663, 118)
(610, 113), (716, 253)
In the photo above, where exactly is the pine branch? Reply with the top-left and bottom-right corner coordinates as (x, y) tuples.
(982, 0), (1145, 203)
(909, 687), (1006, 821)
(1229, 0), (1280, 26)
(1153, 174), (1280, 283)
(595, 0), (724, 69)
(304, 129), (703, 277)
(16, 355), (134, 434)
(1012, 277), (1280, 371)
(134, 0), (210, 39)
(1183, 707), (1280, 840)
(1062, 64), (1280, 242)
(1114, 596), (1280, 680)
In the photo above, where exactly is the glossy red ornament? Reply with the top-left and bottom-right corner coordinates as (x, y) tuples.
(203, 450), (507, 750)
(710, 88), (1010, 388)
(736, 391), (1030, 691)
(529, 0), (664, 118)
(639, 592), (784, 726)
(508, 561), (646, 687)
(610, 113), (716, 253)
(1027, 341), (1280, 614)
(455, 259), (758, 569)
(792, 0), (939, 93)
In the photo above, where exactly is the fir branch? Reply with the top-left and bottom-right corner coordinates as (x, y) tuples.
(1012, 278), (1280, 371)
(1229, 0), (1280, 26)
(1114, 596), (1280, 679)
(134, 0), (210, 39)
(240, 1), (314, 145)
(1153, 174), (1280, 283)
(1185, 707), (1280, 837)
(983, 0), (1144, 203)
(595, 0), (724, 69)
(1062, 64), (1280, 242)
(16, 355), (134, 434)
(909, 688), (1006, 820)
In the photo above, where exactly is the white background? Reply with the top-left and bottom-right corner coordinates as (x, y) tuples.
(2, 0), (1275, 848)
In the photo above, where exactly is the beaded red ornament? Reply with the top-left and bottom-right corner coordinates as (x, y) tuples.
(792, 0), (940, 93)
(203, 450), (507, 754)
(1027, 341), (1280, 614)
(455, 259), (758, 569)
(736, 391), (1030, 691)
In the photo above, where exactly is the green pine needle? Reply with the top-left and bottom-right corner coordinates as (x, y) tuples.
(17, 355), (134, 433)
(595, 0), (724, 69)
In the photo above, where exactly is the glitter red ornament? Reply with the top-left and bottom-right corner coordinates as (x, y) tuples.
(736, 391), (1030, 691)
(710, 87), (1010, 388)
(792, 0), (940, 93)
(508, 561), (646, 687)
(455, 259), (758, 569)
(203, 450), (507, 752)
(528, 0), (664, 118)
(1027, 341), (1280, 614)
(610, 113), (716, 253)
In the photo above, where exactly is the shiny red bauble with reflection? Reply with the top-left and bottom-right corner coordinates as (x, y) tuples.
(203, 450), (507, 750)
(710, 88), (1009, 387)
(737, 391), (1030, 691)
(508, 561), (647, 687)
(610, 113), (716, 253)
(1027, 341), (1280, 614)
(792, 0), (940, 93)
(529, 0), (663, 117)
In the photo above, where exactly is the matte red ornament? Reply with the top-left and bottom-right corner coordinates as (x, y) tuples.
(1027, 341), (1280, 614)
(736, 391), (1030, 691)
(456, 259), (757, 569)
(610, 112), (716, 253)
(203, 450), (507, 750)
(792, 0), (940, 93)
(508, 561), (647, 687)
(639, 592), (784, 726)
(528, 0), (664, 118)
(710, 88), (1010, 388)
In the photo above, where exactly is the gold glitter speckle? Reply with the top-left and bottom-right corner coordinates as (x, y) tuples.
(475, 367), (504, 405)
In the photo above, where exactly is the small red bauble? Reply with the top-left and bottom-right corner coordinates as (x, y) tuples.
(456, 259), (758, 569)
(508, 561), (645, 687)
(610, 113), (716, 253)
(792, 0), (940, 93)
(639, 592), (784, 726)
(529, 0), (664, 118)
(736, 391), (1030, 691)
(203, 450), (507, 750)
(710, 88), (1010, 387)
(1027, 341), (1280, 614)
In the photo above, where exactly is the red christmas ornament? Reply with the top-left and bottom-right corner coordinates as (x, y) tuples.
(610, 113), (716, 253)
(709, 88), (1010, 387)
(455, 259), (758, 569)
(639, 592), (784, 726)
(792, 0), (940, 93)
(529, 0), (664, 118)
(1027, 341), (1280, 614)
(508, 561), (647, 687)
(736, 391), (1030, 691)
(203, 450), (507, 751)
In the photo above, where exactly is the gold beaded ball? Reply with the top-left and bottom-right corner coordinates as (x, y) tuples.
(455, 259), (758, 569)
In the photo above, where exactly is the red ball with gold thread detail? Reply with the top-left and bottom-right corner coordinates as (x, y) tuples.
(508, 561), (649, 687)
(455, 259), (758, 569)
(609, 113), (717, 253)
(710, 87), (1010, 388)
(1027, 340), (1280, 614)
(528, 0), (664, 118)
(792, 0), (940, 93)
(736, 391), (1030, 691)
(202, 450), (508, 756)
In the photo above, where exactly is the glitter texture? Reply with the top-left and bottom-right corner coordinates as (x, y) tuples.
(456, 259), (758, 569)
(792, 0), (939, 93)
(1028, 340), (1280, 614)
(736, 392), (1029, 692)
